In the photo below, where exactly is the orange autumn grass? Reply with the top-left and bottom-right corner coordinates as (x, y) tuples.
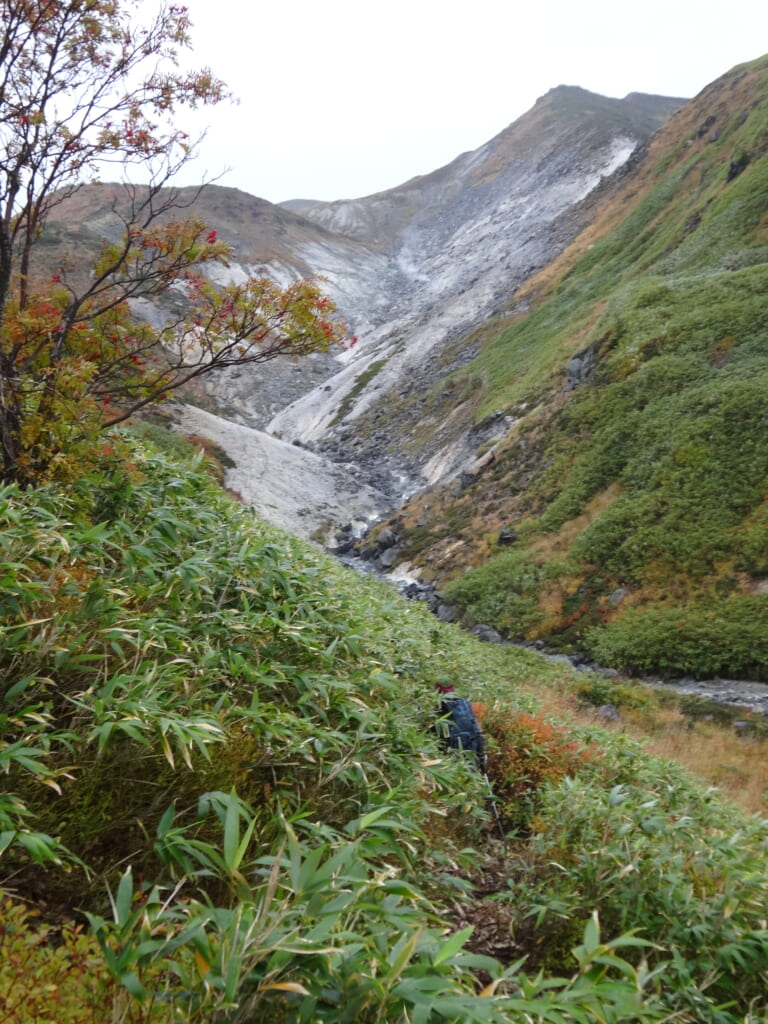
(471, 702), (603, 833)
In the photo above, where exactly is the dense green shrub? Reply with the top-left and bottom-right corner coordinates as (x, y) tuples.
(442, 550), (547, 636)
(2, 435), (768, 1022)
(511, 763), (768, 1022)
(0, 899), (136, 1024)
(575, 676), (655, 711)
(0, 438), (493, 889)
(584, 598), (768, 679)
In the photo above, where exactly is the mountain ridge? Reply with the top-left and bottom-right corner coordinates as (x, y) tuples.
(264, 87), (683, 473)
(42, 86), (683, 443)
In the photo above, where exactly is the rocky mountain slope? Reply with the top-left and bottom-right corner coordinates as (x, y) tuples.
(44, 84), (681, 538)
(267, 87), (682, 482)
(362, 55), (768, 681)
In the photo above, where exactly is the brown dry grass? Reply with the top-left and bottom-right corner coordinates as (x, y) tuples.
(526, 683), (768, 816)
(529, 482), (624, 563)
(638, 715), (768, 815)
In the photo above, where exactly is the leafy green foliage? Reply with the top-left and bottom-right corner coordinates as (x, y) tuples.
(0, 0), (348, 485)
(510, 753), (768, 1022)
(0, 442), (481, 891)
(584, 598), (768, 679)
(442, 549), (547, 636)
(574, 675), (656, 712)
(1, 436), (767, 1022)
(0, 898), (139, 1024)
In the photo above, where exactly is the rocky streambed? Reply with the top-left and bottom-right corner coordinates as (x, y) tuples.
(340, 537), (768, 719)
(168, 403), (395, 545)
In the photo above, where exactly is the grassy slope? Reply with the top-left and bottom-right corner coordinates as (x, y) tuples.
(1, 431), (767, 1022)
(389, 56), (768, 680)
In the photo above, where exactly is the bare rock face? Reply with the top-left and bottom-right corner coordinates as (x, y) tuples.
(167, 404), (388, 544)
(265, 88), (683, 484)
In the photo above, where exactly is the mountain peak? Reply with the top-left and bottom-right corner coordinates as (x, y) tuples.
(538, 83), (597, 101)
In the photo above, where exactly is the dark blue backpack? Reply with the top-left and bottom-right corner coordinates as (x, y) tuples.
(437, 697), (486, 768)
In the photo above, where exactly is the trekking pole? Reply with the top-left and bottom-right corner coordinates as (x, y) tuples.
(483, 771), (506, 840)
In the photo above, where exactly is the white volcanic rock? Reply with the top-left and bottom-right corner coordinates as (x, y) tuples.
(266, 93), (670, 466)
(168, 404), (389, 543)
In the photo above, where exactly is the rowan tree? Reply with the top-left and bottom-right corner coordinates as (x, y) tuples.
(0, 0), (348, 483)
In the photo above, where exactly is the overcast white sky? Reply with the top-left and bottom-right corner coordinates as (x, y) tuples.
(170, 0), (767, 204)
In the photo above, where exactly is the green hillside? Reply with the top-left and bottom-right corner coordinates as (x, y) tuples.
(392, 56), (768, 680)
(2, 432), (767, 1022)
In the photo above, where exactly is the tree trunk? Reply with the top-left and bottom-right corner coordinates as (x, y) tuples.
(0, 353), (23, 484)
(0, 219), (21, 482)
